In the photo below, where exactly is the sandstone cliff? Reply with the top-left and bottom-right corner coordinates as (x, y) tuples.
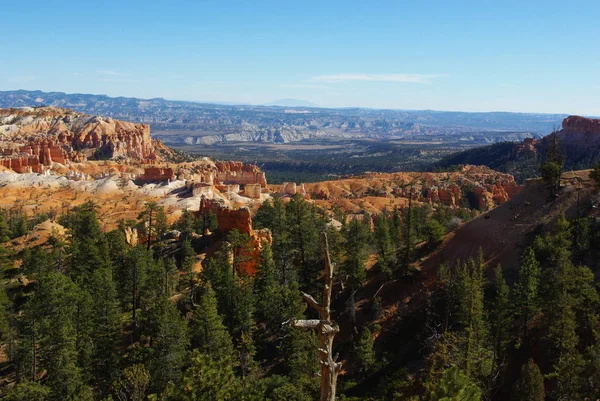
(0, 107), (158, 172)
(215, 161), (267, 187)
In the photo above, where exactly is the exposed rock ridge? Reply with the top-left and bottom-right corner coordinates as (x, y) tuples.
(0, 107), (158, 172)
(561, 115), (600, 134)
(303, 165), (520, 213)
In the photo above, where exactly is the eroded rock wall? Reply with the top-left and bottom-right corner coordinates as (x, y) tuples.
(0, 107), (158, 172)
(139, 167), (175, 183)
(215, 161), (267, 187)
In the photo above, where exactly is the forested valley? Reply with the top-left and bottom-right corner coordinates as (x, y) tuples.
(0, 160), (599, 401)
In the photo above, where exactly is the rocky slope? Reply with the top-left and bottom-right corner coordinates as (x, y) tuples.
(291, 165), (520, 214)
(0, 107), (158, 172)
(420, 169), (598, 276)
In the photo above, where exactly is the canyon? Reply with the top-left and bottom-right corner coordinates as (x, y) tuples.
(0, 106), (529, 273)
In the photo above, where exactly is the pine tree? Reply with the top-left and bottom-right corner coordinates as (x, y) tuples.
(373, 214), (395, 276)
(512, 248), (541, 342)
(190, 282), (234, 361)
(536, 214), (598, 357)
(231, 272), (256, 378)
(429, 365), (481, 401)
(549, 351), (585, 400)
(106, 227), (128, 269)
(355, 327), (375, 373)
(401, 188), (416, 276)
(137, 201), (163, 249)
(454, 252), (488, 378)
(227, 229), (252, 275)
(390, 207), (403, 248)
(8, 210), (28, 238)
(176, 350), (239, 401)
(253, 242), (279, 331)
(20, 272), (91, 399)
(265, 197), (294, 284)
(4, 381), (51, 401)
(0, 212), (10, 243)
(61, 201), (110, 283)
(155, 206), (168, 241)
(534, 212), (598, 398)
(116, 245), (151, 328)
(253, 198), (275, 230)
(88, 268), (121, 394)
(286, 194), (322, 293)
(486, 265), (510, 398)
(0, 244), (11, 273)
(426, 219), (446, 245)
(341, 215), (371, 290)
(143, 296), (189, 394)
(512, 359), (545, 401)
(74, 287), (94, 385)
(0, 286), (11, 344)
(174, 208), (195, 241)
(202, 248), (235, 323)
(583, 343), (600, 399)
(540, 133), (564, 195)
(112, 364), (150, 401)
(179, 240), (196, 302)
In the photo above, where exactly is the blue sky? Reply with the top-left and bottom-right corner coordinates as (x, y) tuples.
(2, 0), (599, 114)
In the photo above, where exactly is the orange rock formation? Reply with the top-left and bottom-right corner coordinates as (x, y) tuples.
(197, 197), (272, 274)
(139, 167), (175, 183)
(0, 107), (159, 173)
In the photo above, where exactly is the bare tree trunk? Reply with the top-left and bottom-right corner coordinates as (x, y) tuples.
(288, 233), (341, 401)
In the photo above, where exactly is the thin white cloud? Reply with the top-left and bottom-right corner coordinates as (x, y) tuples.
(310, 73), (445, 84)
(281, 83), (330, 89)
(196, 81), (231, 87)
(102, 78), (140, 83)
(98, 70), (128, 76)
(71, 72), (84, 76)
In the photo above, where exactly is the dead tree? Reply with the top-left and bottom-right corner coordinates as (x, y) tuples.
(288, 232), (341, 401)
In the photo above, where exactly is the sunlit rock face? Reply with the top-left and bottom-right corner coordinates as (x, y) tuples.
(197, 197), (272, 275)
(0, 107), (158, 172)
(561, 115), (600, 135)
(215, 161), (267, 187)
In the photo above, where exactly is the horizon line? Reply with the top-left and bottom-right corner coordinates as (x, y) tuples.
(0, 88), (592, 117)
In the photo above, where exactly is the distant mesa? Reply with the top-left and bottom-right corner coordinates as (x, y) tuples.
(265, 99), (320, 108)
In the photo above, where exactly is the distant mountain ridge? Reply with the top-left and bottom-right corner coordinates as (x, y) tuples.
(0, 90), (566, 147)
(265, 99), (320, 108)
